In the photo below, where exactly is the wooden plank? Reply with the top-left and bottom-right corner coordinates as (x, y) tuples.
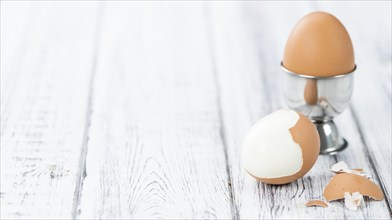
(319, 2), (391, 211)
(1, 2), (99, 219)
(78, 2), (233, 219)
(208, 2), (390, 219)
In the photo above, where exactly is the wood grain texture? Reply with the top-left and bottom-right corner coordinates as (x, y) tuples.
(78, 2), (232, 219)
(208, 2), (391, 219)
(1, 2), (99, 219)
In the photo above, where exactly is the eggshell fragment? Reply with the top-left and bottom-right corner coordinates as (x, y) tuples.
(352, 168), (364, 172)
(306, 200), (328, 208)
(331, 161), (351, 173)
(331, 161), (370, 178)
(352, 192), (365, 208)
(323, 173), (384, 202)
(344, 192), (365, 211)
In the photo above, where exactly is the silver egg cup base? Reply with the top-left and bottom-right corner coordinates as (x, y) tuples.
(281, 64), (355, 155)
(314, 120), (347, 155)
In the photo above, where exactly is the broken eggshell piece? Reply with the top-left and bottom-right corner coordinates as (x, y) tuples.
(242, 109), (320, 184)
(344, 192), (365, 211)
(331, 161), (370, 178)
(323, 173), (384, 202)
(306, 200), (328, 208)
(331, 161), (352, 173)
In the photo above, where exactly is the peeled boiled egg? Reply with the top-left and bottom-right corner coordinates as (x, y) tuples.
(283, 11), (355, 77)
(242, 109), (320, 184)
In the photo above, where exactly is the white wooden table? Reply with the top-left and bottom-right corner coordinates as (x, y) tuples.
(1, 1), (391, 219)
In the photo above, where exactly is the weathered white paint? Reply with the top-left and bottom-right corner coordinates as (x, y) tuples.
(1, 1), (390, 219)
(1, 2), (99, 219)
(78, 2), (232, 219)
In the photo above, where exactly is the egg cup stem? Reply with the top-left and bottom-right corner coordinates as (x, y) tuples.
(313, 120), (347, 155)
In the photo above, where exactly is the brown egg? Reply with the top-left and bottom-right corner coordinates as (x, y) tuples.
(242, 109), (320, 185)
(283, 11), (355, 77)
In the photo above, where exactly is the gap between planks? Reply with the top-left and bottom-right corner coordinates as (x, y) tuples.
(72, 3), (104, 219)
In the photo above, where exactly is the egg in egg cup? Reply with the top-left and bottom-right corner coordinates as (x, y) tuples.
(281, 11), (356, 155)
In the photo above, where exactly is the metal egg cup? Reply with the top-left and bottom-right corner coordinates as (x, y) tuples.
(281, 63), (355, 155)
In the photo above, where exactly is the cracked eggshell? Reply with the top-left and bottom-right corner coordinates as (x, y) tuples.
(344, 192), (365, 211)
(283, 11), (355, 77)
(331, 161), (369, 178)
(306, 200), (328, 208)
(323, 173), (384, 201)
(242, 109), (320, 185)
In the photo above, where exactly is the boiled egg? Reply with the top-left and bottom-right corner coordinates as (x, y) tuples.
(283, 11), (355, 77)
(242, 109), (320, 184)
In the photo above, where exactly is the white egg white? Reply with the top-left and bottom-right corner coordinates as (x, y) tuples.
(242, 109), (303, 178)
